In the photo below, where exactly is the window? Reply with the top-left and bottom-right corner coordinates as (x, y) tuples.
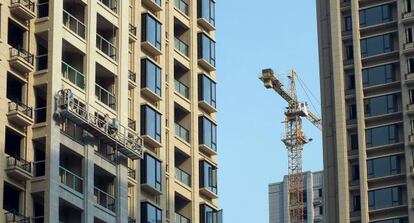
(364, 94), (398, 117)
(360, 34), (393, 57)
(318, 188), (323, 198)
(367, 155), (401, 179)
(141, 59), (162, 97)
(198, 33), (216, 67)
(344, 16), (352, 31)
(199, 116), (217, 151)
(406, 28), (413, 44)
(352, 164), (359, 180)
(409, 58), (414, 73)
(368, 186), (402, 210)
(349, 104), (357, 120)
(142, 13), (162, 50)
(365, 124), (399, 148)
(410, 89), (414, 104)
(359, 4), (392, 27)
(200, 204), (222, 223)
(373, 217), (409, 223)
(141, 105), (162, 143)
(405, 0), (412, 13)
(362, 64), (395, 87)
(141, 153), (162, 191)
(199, 74), (216, 108)
(353, 195), (361, 211)
(200, 160), (218, 194)
(347, 74), (355, 90)
(350, 134), (358, 150)
(346, 45), (354, 60)
(198, 0), (215, 26)
(141, 202), (162, 223)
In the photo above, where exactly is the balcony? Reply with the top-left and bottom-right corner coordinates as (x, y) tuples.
(200, 186), (218, 199)
(59, 166), (83, 193)
(9, 47), (34, 73)
(175, 167), (190, 187)
(7, 101), (33, 126)
(174, 0), (189, 15)
(174, 36), (189, 57)
(175, 123), (189, 143)
(142, 0), (162, 12)
(175, 213), (190, 223)
(98, 0), (117, 13)
(199, 100), (217, 113)
(5, 156), (32, 181)
(403, 11), (414, 23)
(94, 187), (115, 212)
(5, 212), (30, 223)
(63, 10), (86, 39)
(62, 61), (85, 90)
(96, 34), (117, 61)
(10, 0), (36, 20)
(174, 79), (189, 99)
(95, 84), (116, 110)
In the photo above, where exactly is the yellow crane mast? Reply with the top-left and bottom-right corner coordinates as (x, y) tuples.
(259, 69), (321, 223)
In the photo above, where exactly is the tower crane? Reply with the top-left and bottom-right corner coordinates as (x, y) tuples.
(259, 68), (321, 223)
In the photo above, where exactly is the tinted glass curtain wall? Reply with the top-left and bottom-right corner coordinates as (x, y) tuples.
(359, 4), (392, 27)
(362, 64), (395, 87)
(141, 202), (162, 223)
(198, 0), (215, 26)
(361, 33), (393, 57)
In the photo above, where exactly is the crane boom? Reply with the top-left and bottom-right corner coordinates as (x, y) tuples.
(260, 68), (321, 223)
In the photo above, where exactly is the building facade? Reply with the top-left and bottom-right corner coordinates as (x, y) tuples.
(268, 171), (324, 223)
(317, 0), (414, 222)
(0, 0), (221, 222)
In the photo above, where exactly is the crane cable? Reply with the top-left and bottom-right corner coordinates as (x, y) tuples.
(296, 73), (321, 118)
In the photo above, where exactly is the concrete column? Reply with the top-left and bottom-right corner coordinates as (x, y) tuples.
(117, 164), (129, 223)
(85, 143), (95, 223)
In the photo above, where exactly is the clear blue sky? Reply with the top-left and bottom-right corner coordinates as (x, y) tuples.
(216, 1), (323, 222)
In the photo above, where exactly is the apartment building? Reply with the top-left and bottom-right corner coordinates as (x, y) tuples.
(0, 0), (221, 222)
(268, 171), (324, 223)
(316, 0), (414, 222)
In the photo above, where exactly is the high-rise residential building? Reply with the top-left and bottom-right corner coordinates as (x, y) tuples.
(0, 0), (221, 222)
(316, 0), (414, 222)
(268, 171), (324, 223)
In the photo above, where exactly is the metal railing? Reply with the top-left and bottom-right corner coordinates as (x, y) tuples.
(175, 167), (191, 187)
(128, 167), (136, 179)
(11, 0), (35, 13)
(5, 211), (30, 223)
(174, 79), (189, 99)
(59, 166), (83, 193)
(128, 217), (136, 223)
(9, 47), (34, 65)
(33, 160), (45, 177)
(63, 9), (86, 39)
(175, 123), (190, 142)
(8, 101), (33, 119)
(62, 61), (85, 89)
(174, 0), (189, 15)
(32, 216), (44, 223)
(129, 70), (136, 83)
(37, 1), (48, 17)
(34, 106), (47, 123)
(175, 213), (190, 223)
(95, 84), (116, 110)
(96, 34), (117, 60)
(99, 0), (118, 13)
(94, 187), (116, 212)
(129, 23), (137, 36)
(36, 54), (47, 71)
(7, 156), (31, 173)
(128, 118), (136, 131)
(174, 36), (189, 56)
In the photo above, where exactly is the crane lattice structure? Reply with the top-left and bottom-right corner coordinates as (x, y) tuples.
(259, 69), (321, 223)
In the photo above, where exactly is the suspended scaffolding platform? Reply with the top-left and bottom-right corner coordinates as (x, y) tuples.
(55, 89), (143, 160)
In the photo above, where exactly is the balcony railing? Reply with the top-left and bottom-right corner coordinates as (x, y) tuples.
(32, 216), (44, 223)
(95, 84), (116, 110)
(5, 211), (30, 223)
(99, 0), (117, 13)
(33, 160), (45, 177)
(175, 123), (190, 142)
(63, 9), (86, 39)
(59, 166), (83, 193)
(175, 213), (190, 223)
(36, 54), (47, 71)
(128, 217), (136, 223)
(10, 47), (34, 65)
(34, 106), (47, 123)
(94, 187), (116, 212)
(174, 36), (189, 56)
(175, 167), (191, 187)
(37, 1), (48, 17)
(129, 23), (137, 36)
(96, 34), (117, 60)
(62, 61), (85, 89)
(7, 156), (31, 173)
(128, 167), (136, 179)
(174, 0), (189, 15)
(11, 0), (35, 13)
(174, 79), (189, 99)
(129, 70), (136, 83)
(8, 101), (33, 118)
(128, 118), (136, 131)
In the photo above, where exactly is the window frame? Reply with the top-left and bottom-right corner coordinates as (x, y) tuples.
(141, 153), (162, 191)
(141, 13), (162, 50)
(141, 58), (162, 97)
(141, 104), (162, 143)
(198, 74), (217, 108)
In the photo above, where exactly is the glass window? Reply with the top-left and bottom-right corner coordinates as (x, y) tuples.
(199, 116), (217, 151)
(141, 105), (162, 143)
(200, 204), (222, 223)
(347, 74), (355, 90)
(141, 153), (162, 191)
(200, 160), (217, 194)
(409, 58), (414, 73)
(141, 59), (162, 97)
(362, 64), (395, 87)
(198, 33), (216, 67)
(365, 124), (399, 148)
(142, 13), (162, 50)
(349, 104), (357, 120)
(367, 155), (401, 179)
(364, 94), (398, 117)
(198, 0), (215, 26)
(359, 4), (392, 27)
(141, 202), (162, 223)
(360, 33), (393, 57)
(405, 0), (412, 13)
(199, 74), (216, 108)
(345, 16), (352, 31)
(346, 45), (354, 60)
(353, 195), (361, 211)
(373, 217), (408, 223)
(368, 186), (402, 210)
(350, 134), (358, 150)
(352, 164), (359, 180)
(406, 28), (413, 43)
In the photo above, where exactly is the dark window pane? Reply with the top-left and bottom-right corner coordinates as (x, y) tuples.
(198, 33), (216, 67)
(360, 4), (392, 27)
(199, 116), (217, 151)
(142, 13), (162, 50)
(141, 105), (162, 143)
(141, 59), (162, 97)
(360, 34), (393, 57)
(365, 124), (399, 148)
(141, 154), (162, 191)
